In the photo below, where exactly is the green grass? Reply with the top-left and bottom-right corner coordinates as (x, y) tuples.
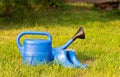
(0, 3), (120, 77)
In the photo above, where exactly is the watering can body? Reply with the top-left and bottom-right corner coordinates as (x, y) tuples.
(16, 27), (87, 68)
(16, 32), (52, 65)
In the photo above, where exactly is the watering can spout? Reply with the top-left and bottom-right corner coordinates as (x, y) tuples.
(58, 27), (85, 49)
(72, 27), (85, 40)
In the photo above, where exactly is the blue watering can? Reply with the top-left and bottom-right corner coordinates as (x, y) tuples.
(16, 27), (87, 68)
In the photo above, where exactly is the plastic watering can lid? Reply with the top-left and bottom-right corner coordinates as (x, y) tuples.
(24, 39), (51, 45)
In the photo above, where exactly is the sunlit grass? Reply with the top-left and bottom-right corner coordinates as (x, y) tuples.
(0, 3), (120, 77)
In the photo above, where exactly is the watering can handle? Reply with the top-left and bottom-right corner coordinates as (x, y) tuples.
(16, 31), (52, 49)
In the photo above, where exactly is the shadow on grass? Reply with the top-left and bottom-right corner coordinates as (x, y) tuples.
(0, 3), (120, 30)
(77, 51), (95, 63)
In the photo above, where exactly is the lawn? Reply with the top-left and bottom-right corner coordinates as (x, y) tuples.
(0, 3), (120, 77)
